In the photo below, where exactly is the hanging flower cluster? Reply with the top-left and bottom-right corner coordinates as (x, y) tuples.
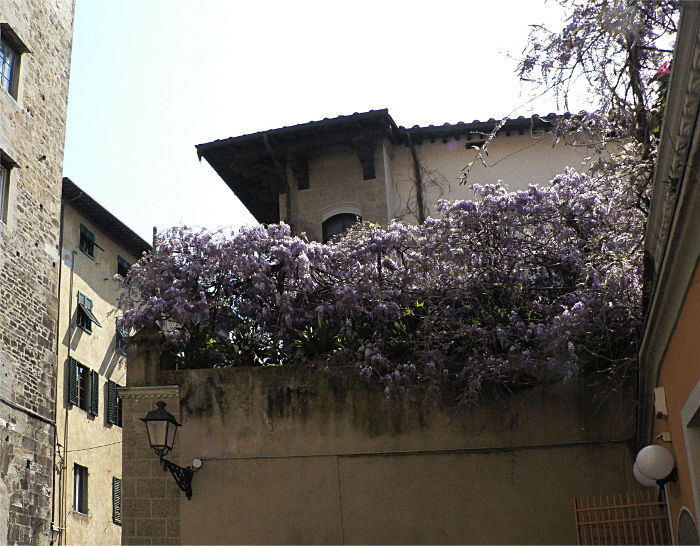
(118, 168), (644, 402)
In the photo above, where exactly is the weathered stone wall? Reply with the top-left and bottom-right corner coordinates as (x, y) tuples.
(122, 358), (642, 544)
(0, 1), (75, 544)
(119, 385), (182, 546)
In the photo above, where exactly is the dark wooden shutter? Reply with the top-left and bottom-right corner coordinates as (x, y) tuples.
(89, 369), (99, 416)
(68, 358), (78, 406)
(107, 380), (117, 425)
(112, 477), (122, 525)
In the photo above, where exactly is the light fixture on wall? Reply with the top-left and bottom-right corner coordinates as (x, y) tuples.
(633, 444), (677, 497)
(141, 401), (202, 500)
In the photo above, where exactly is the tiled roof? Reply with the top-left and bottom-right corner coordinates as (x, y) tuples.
(62, 177), (151, 257)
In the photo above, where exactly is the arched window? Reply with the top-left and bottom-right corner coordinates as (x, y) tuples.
(322, 213), (361, 243)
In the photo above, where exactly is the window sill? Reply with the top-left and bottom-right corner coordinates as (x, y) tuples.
(77, 324), (92, 335)
(79, 248), (95, 260)
(70, 510), (90, 520)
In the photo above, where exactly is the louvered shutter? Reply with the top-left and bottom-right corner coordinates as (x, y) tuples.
(85, 295), (93, 311)
(107, 380), (117, 425)
(89, 369), (99, 416)
(112, 477), (122, 525)
(68, 358), (78, 406)
(77, 291), (86, 308)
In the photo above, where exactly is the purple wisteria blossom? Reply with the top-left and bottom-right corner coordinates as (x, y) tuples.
(118, 168), (643, 403)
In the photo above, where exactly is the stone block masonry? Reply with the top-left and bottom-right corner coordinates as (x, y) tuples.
(0, 1), (76, 544)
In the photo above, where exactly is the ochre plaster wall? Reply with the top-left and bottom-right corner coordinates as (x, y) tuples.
(390, 134), (593, 223)
(279, 133), (592, 242)
(53, 205), (141, 545)
(652, 260), (700, 538)
(122, 363), (640, 544)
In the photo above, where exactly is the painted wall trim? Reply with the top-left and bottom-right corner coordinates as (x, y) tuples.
(682, 377), (700, 521)
(638, 3), (700, 448)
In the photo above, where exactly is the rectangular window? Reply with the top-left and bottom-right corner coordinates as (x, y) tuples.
(116, 317), (128, 354)
(0, 38), (17, 93)
(116, 330), (127, 354)
(79, 224), (95, 259)
(0, 24), (28, 99)
(76, 362), (88, 411)
(112, 477), (122, 525)
(73, 464), (88, 514)
(76, 291), (101, 334)
(0, 161), (8, 224)
(117, 255), (131, 279)
(107, 380), (122, 427)
(68, 358), (99, 416)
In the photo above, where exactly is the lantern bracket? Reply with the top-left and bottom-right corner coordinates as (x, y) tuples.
(161, 458), (194, 500)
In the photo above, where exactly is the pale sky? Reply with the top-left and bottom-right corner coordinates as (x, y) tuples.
(62, 0), (579, 243)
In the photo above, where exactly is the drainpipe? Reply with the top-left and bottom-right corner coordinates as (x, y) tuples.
(263, 133), (292, 228)
(52, 190), (81, 545)
(58, 249), (76, 546)
(405, 131), (426, 223)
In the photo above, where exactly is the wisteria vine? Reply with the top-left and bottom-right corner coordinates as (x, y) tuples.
(118, 169), (644, 403)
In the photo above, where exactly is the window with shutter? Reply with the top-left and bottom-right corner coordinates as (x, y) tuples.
(89, 370), (99, 416)
(76, 291), (101, 333)
(107, 380), (117, 425)
(68, 358), (78, 406)
(112, 477), (122, 525)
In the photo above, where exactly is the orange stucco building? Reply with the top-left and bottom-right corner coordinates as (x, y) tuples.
(638, 3), (700, 542)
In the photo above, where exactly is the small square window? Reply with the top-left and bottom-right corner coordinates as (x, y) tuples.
(76, 291), (101, 333)
(79, 224), (95, 259)
(73, 464), (88, 514)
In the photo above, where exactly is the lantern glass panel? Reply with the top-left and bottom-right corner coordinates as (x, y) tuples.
(166, 420), (178, 451)
(147, 420), (168, 451)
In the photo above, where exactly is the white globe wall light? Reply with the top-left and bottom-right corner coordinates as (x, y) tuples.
(633, 444), (677, 490)
(633, 461), (658, 487)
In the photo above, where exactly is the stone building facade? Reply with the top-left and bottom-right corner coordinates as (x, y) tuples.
(196, 110), (592, 242)
(53, 178), (149, 546)
(0, 2), (76, 544)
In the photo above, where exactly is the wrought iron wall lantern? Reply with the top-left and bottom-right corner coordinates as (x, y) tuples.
(141, 401), (201, 500)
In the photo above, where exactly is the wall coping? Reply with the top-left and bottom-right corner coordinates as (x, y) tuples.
(117, 384), (179, 400)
